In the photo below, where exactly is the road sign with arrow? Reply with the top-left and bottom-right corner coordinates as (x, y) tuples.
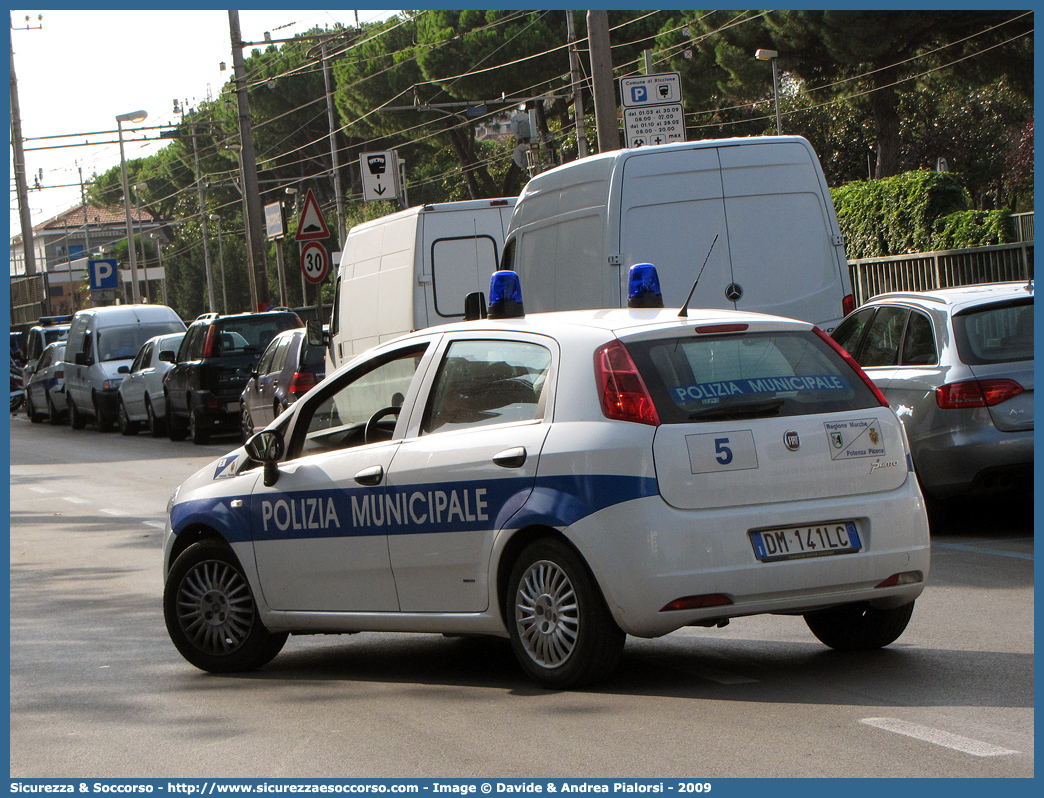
(360, 150), (401, 202)
(295, 189), (331, 241)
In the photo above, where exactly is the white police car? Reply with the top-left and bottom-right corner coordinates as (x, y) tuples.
(163, 268), (930, 688)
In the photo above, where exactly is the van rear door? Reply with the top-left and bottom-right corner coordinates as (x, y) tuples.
(618, 147), (732, 311)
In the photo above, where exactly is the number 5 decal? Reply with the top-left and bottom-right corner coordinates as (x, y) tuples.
(686, 430), (758, 474)
(714, 437), (733, 465)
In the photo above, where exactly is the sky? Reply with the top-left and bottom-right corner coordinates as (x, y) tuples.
(8, 9), (399, 238)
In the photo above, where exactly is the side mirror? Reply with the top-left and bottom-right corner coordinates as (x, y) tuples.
(117, 365), (130, 374)
(464, 291), (487, 321)
(244, 429), (285, 487)
(158, 350), (175, 363)
(74, 352), (87, 366)
(306, 319), (329, 348)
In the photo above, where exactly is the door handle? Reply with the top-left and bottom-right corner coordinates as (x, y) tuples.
(493, 447), (527, 468)
(354, 465), (384, 486)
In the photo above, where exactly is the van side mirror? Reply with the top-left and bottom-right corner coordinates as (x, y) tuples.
(118, 365), (130, 374)
(244, 429), (285, 487)
(74, 352), (87, 366)
(158, 350), (175, 363)
(306, 320), (329, 348)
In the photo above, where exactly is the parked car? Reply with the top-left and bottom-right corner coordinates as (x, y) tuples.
(24, 342), (66, 425)
(64, 304), (187, 431)
(116, 332), (186, 437)
(831, 281), (1033, 500)
(20, 316), (71, 408)
(162, 269), (929, 688)
(163, 310), (304, 445)
(240, 328), (327, 440)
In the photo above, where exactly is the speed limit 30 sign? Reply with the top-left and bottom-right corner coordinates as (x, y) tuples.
(301, 241), (329, 284)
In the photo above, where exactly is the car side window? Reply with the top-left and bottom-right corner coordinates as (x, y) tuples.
(858, 306), (910, 368)
(180, 326), (204, 361)
(421, 340), (551, 434)
(131, 343), (152, 373)
(291, 344), (429, 458)
(256, 339), (278, 376)
(900, 311), (937, 366)
(37, 347), (52, 370)
(270, 337), (292, 373)
(831, 307), (875, 357)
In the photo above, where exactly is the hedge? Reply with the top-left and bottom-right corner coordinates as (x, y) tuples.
(830, 170), (1010, 259)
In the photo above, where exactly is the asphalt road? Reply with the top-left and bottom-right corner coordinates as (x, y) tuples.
(7, 413), (1034, 779)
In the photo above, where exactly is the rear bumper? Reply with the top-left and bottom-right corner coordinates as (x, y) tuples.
(911, 425), (1034, 498)
(563, 475), (931, 638)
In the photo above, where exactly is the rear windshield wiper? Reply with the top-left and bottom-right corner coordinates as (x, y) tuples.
(687, 397), (785, 421)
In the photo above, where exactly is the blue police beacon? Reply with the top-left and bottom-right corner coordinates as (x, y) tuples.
(487, 270), (525, 319)
(627, 263), (664, 308)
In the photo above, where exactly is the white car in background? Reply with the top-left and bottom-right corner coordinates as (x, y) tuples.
(162, 270), (930, 688)
(116, 332), (186, 437)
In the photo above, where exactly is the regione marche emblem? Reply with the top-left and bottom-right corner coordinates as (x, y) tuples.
(868, 427), (879, 445)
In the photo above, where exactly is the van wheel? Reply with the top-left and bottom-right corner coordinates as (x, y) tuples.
(68, 397), (86, 430)
(506, 538), (624, 689)
(804, 601), (915, 651)
(164, 540), (288, 673)
(146, 397), (165, 437)
(94, 395), (114, 432)
(189, 405), (211, 445)
(166, 396), (188, 441)
(118, 398), (140, 436)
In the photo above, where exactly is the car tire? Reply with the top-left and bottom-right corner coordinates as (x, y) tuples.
(146, 397), (165, 438)
(506, 537), (625, 689)
(804, 601), (915, 651)
(26, 394), (41, 423)
(94, 394), (114, 432)
(47, 393), (63, 426)
(189, 405), (211, 445)
(166, 395), (188, 441)
(68, 397), (86, 430)
(241, 405), (254, 443)
(117, 398), (140, 436)
(163, 539), (288, 673)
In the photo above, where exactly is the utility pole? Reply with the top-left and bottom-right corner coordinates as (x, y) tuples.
(587, 10), (619, 154)
(320, 36), (347, 250)
(566, 11), (588, 159)
(10, 16), (41, 276)
(229, 10), (270, 311)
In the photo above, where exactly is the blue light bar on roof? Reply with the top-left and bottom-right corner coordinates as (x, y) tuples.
(628, 263), (663, 309)
(488, 270), (525, 319)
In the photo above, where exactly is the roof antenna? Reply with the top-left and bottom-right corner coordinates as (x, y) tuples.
(678, 234), (718, 318)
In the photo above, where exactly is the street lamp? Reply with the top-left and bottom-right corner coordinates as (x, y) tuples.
(754, 49), (782, 135)
(209, 214), (228, 314)
(116, 109), (147, 303)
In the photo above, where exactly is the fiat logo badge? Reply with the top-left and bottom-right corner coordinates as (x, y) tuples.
(784, 430), (800, 451)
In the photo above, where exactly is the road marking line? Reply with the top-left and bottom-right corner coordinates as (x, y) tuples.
(861, 717), (1018, 756)
(63, 496), (89, 505)
(933, 542), (1033, 561)
(144, 521), (166, 529)
(100, 509), (127, 516)
(27, 486), (53, 494)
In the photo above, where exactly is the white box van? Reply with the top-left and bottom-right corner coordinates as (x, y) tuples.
(500, 136), (854, 328)
(327, 198), (515, 368)
(64, 304), (186, 431)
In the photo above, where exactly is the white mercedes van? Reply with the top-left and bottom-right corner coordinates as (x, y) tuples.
(64, 304), (186, 431)
(500, 136), (855, 329)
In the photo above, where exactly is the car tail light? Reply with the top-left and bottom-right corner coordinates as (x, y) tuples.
(202, 325), (217, 358)
(594, 340), (660, 426)
(288, 371), (316, 395)
(843, 294), (856, 317)
(813, 326), (890, 408)
(936, 379), (1023, 409)
(54, 370), (63, 380)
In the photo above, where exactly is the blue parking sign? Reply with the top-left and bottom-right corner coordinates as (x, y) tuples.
(88, 259), (119, 290)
